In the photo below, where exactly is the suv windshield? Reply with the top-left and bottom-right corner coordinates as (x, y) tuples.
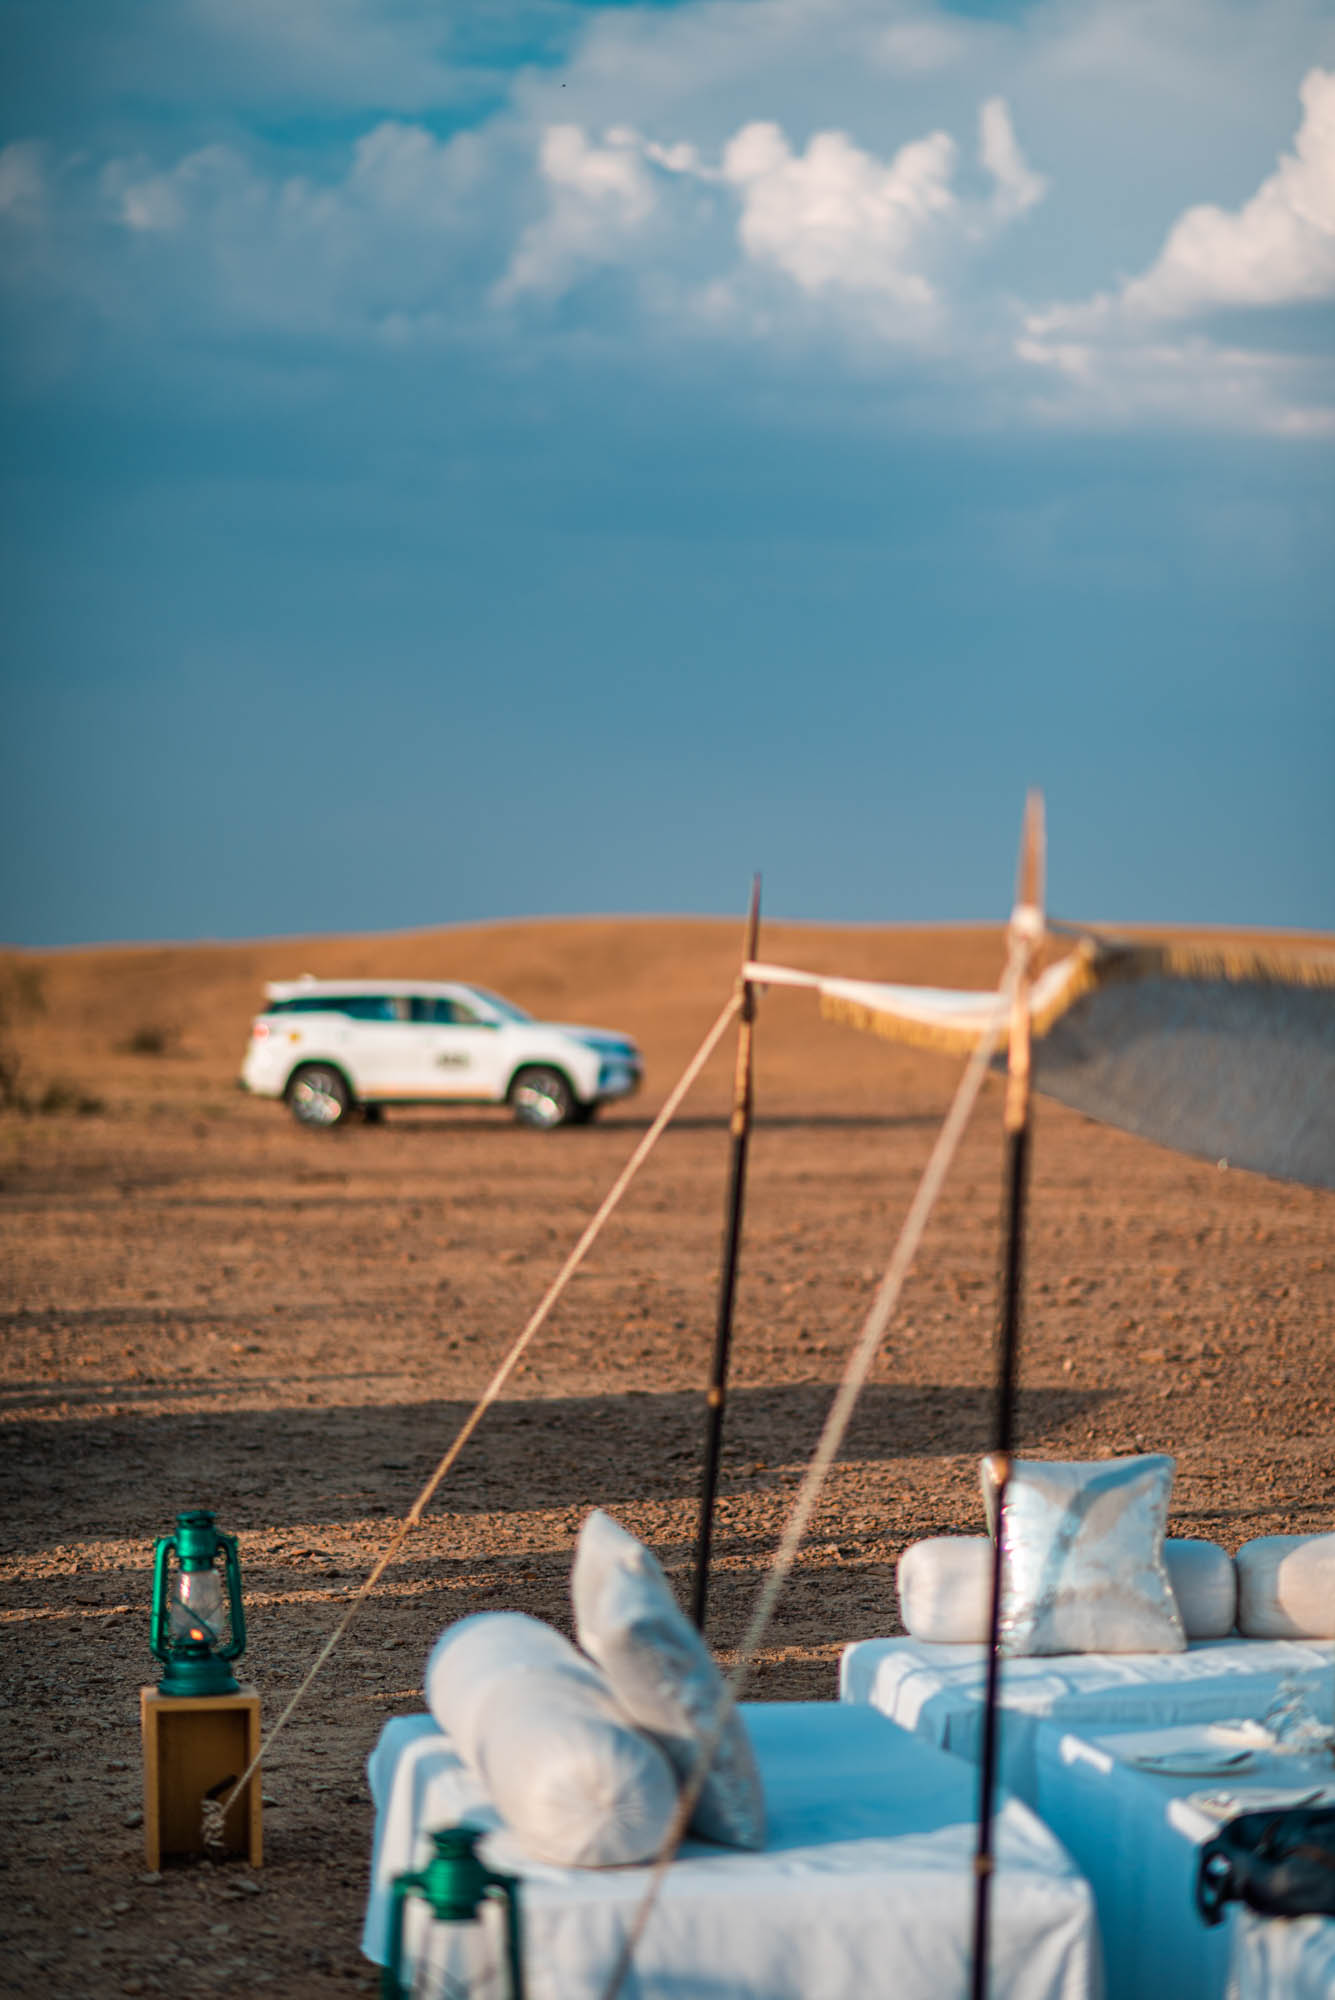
(467, 988), (532, 1023)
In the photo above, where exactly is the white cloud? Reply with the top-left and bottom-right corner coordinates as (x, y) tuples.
(109, 146), (228, 234)
(1016, 328), (1335, 437)
(721, 121), (956, 315)
(495, 95), (1045, 342)
(5, 0), (1334, 438)
(1017, 68), (1335, 431)
(108, 121), (481, 243)
(497, 125), (659, 300)
(979, 97), (1047, 219)
(1121, 66), (1335, 318)
(346, 121), (484, 221)
(94, 123), (487, 338)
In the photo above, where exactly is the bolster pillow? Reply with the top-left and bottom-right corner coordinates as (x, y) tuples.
(425, 1611), (679, 1867)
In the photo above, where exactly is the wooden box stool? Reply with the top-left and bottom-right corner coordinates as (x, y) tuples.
(140, 1685), (262, 1869)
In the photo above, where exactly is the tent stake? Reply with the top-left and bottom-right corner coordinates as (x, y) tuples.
(691, 876), (762, 1633)
(971, 794), (1044, 2000)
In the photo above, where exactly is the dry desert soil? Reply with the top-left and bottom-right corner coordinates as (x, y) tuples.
(1, 916), (1332, 1997)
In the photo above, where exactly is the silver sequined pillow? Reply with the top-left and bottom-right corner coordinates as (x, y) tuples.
(985, 1454), (1186, 1656)
(572, 1510), (765, 1848)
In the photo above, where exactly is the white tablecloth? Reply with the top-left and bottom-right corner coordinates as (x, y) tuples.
(363, 1702), (1101, 2000)
(1032, 1721), (1335, 2000)
(840, 1638), (1335, 1802)
(840, 1637), (1335, 2000)
(1230, 1912), (1335, 1999)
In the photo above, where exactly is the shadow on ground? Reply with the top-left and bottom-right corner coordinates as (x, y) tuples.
(3, 1382), (1107, 1552)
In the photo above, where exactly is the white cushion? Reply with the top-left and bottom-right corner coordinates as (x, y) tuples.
(897, 1537), (994, 1643)
(424, 1612), (679, 1867)
(983, 1457), (1234, 1644)
(572, 1509), (766, 1849)
(1236, 1534), (1335, 1639)
(1163, 1537), (1237, 1640)
(983, 1454), (1186, 1656)
(896, 1530), (1234, 1644)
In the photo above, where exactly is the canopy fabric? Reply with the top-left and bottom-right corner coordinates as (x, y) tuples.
(746, 940), (1335, 1192)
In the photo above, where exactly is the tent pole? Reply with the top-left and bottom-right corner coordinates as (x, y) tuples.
(971, 794), (1044, 2000)
(691, 875), (762, 1633)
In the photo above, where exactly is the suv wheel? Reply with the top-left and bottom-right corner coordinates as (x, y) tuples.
(287, 1064), (352, 1129)
(509, 1066), (577, 1130)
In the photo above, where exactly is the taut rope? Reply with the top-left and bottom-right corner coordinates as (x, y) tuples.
(220, 989), (743, 1818)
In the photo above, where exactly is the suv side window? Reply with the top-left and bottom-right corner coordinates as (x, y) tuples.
(338, 995), (404, 1022)
(268, 995), (344, 1015)
(268, 994), (404, 1020)
(409, 996), (484, 1026)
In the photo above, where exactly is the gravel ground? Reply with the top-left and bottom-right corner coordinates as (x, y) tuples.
(2, 918), (1331, 1997)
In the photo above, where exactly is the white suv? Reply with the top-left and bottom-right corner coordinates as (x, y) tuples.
(239, 978), (643, 1130)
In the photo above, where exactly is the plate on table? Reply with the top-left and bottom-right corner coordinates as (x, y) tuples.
(1207, 1720), (1276, 1750)
(1128, 1747), (1261, 1778)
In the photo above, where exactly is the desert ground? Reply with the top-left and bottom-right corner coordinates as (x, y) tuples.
(2, 915), (1332, 1998)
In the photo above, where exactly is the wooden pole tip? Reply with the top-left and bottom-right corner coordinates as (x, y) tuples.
(1015, 791), (1046, 924)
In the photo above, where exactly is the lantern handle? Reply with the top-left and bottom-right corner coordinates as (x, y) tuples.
(216, 1529), (247, 1663)
(149, 1534), (177, 1664)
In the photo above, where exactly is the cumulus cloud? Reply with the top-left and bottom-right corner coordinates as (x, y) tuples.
(496, 125), (658, 300)
(721, 121), (956, 315)
(91, 122), (488, 339)
(1015, 328), (1335, 437)
(4, 0), (1334, 437)
(108, 120), (480, 243)
(1017, 68), (1335, 431)
(1121, 66), (1335, 318)
(496, 96), (1044, 341)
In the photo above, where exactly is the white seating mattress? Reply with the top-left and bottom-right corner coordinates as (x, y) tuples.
(362, 1701), (1101, 2000)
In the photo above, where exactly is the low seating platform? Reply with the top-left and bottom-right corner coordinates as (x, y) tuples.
(363, 1701), (1100, 2000)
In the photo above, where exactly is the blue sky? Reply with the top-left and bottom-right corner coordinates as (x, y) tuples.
(2, 0), (1333, 947)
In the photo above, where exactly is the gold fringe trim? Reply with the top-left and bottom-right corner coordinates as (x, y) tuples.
(1100, 940), (1335, 992)
(817, 991), (989, 1057)
(817, 936), (1335, 1051)
(1030, 941), (1103, 1037)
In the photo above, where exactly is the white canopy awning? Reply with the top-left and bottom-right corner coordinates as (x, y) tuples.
(746, 938), (1335, 1191)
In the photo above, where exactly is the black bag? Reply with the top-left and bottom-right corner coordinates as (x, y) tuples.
(1197, 1805), (1335, 1926)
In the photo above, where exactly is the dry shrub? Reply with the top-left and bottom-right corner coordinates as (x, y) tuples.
(0, 961), (46, 1113)
(36, 1078), (105, 1117)
(120, 1023), (179, 1057)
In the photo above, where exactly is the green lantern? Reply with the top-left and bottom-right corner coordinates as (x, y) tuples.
(384, 1826), (525, 2000)
(150, 1509), (247, 1697)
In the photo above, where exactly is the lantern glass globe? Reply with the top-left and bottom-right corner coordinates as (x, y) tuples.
(170, 1566), (226, 1647)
